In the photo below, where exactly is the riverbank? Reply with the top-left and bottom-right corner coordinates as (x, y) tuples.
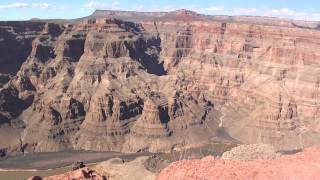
(0, 151), (151, 180)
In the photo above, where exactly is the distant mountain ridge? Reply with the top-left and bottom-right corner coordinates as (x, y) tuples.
(19, 9), (320, 30)
(85, 9), (320, 29)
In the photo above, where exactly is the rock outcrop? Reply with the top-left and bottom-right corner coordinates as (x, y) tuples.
(95, 157), (157, 180)
(1, 9), (320, 155)
(157, 147), (320, 180)
(27, 167), (106, 180)
(221, 144), (279, 161)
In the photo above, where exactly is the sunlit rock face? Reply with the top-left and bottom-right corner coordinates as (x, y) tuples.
(143, 17), (320, 151)
(156, 147), (320, 180)
(0, 10), (320, 155)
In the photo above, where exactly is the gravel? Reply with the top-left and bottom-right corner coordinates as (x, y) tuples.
(221, 144), (279, 161)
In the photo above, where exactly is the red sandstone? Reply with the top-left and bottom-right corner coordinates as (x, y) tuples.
(157, 147), (320, 180)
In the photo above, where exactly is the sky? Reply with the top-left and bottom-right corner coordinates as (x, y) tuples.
(0, 0), (319, 21)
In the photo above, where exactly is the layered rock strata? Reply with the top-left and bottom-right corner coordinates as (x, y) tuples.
(1, 10), (320, 155)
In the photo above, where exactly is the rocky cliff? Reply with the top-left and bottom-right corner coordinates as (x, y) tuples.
(0, 9), (320, 156)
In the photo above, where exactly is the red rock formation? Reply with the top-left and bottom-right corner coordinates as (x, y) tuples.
(157, 147), (320, 180)
(1, 10), (320, 156)
(143, 17), (320, 150)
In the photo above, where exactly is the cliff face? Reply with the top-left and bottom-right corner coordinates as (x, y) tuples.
(146, 18), (320, 150)
(0, 22), (48, 87)
(1, 10), (320, 155)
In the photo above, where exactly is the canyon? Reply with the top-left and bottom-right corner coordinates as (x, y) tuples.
(0, 9), (320, 158)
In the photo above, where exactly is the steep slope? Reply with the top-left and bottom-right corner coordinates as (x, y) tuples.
(142, 15), (320, 150)
(0, 10), (320, 156)
(0, 22), (50, 86)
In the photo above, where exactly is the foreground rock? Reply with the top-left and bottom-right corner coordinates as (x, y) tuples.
(71, 161), (85, 171)
(157, 147), (320, 180)
(28, 167), (106, 180)
(221, 144), (279, 161)
(95, 156), (157, 180)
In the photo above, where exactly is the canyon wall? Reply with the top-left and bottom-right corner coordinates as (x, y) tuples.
(0, 10), (320, 156)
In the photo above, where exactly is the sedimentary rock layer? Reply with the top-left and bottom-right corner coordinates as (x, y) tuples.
(0, 10), (320, 155)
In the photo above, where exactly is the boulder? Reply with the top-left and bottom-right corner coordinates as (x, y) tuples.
(71, 161), (85, 171)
